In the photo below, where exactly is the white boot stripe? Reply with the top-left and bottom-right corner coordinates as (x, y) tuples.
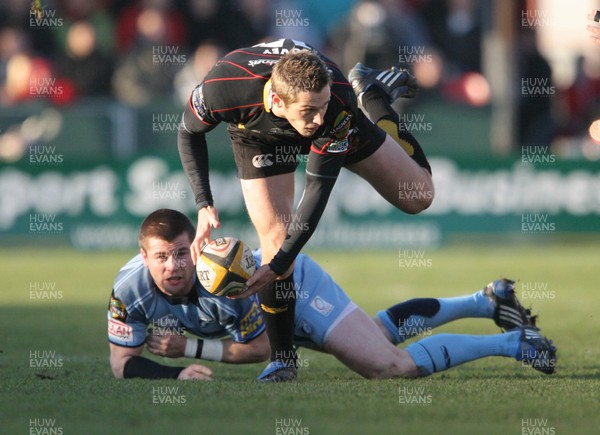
(380, 71), (395, 84)
(499, 306), (524, 318)
(499, 309), (523, 323)
(499, 309), (522, 320)
(387, 72), (402, 86)
(376, 71), (387, 81)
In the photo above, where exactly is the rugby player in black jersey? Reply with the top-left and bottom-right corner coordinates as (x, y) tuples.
(178, 39), (434, 382)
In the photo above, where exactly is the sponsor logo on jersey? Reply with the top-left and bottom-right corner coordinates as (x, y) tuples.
(109, 292), (127, 321)
(252, 153), (274, 168)
(326, 138), (349, 153)
(108, 318), (133, 342)
(248, 59), (279, 67)
(331, 110), (352, 139)
(240, 300), (264, 339)
(254, 39), (314, 55)
(309, 296), (334, 316)
(191, 85), (208, 120)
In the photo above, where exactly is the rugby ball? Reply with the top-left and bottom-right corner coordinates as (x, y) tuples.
(196, 237), (256, 297)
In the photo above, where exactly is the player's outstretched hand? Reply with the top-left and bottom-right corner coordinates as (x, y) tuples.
(146, 332), (186, 358)
(192, 206), (220, 264)
(228, 264), (278, 299)
(587, 9), (600, 44)
(178, 364), (213, 380)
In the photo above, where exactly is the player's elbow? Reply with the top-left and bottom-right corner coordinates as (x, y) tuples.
(252, 340), (271, 362)
(250, 333), (271, 362)
(255, 346), (271, 362)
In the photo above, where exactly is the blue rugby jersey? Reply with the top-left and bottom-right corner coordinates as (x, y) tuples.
(107, 252), (352, 350)
(107, 254), (264, 347)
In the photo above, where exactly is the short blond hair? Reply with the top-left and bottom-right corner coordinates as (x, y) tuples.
(271, 50), (332, 105)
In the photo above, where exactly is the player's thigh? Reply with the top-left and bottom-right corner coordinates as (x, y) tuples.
(346, 133), (433, 211)
(323, 307), (418, 379)
(240, 172), (294, 259)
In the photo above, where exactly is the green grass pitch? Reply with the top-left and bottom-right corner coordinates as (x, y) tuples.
(1, 244), (599, 434)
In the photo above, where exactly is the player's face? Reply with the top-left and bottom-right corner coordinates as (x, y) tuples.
(140, 234), (196, 297)
(279, 87), (331, 137)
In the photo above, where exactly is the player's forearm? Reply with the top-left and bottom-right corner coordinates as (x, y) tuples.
(178, 102), (220, 209)
(220, 338), (270, 363)
(269, 170), (337, 275)
(177, 127), (214, 209)
(185, 337), (268, 363)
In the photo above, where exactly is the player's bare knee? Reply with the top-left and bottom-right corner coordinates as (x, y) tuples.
(403, 194), (434, 214)
(398, 181), (434, 214)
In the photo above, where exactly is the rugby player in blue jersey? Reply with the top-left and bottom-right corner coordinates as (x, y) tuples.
(108, 209), (556, 381)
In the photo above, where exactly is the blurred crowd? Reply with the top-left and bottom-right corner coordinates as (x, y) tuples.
(1, 0), (599, 152)
(1, 0), (277, 107)
(0, 0), (490, 107)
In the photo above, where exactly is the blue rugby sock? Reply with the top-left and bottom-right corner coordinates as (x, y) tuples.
(405, 330), (521, 376)
(377, 290), (494, 344)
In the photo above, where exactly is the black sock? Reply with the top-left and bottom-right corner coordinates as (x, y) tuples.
(386, 298), (441, 327)
(361, 87), (397, 124)
(361, 88), (432, 174)
(258, 273), (297, 366)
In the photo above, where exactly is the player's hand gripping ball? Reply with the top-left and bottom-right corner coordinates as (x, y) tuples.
(196, 237), (256, 297)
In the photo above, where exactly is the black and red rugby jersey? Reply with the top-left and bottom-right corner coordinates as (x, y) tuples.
(179, 39), (367, 275)
(188, 39), (357, 152)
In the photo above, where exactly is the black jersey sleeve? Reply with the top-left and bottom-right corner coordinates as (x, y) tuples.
(267, 89), (356, 275)
(268, 149), (344, 275)
(178, 85), (221, 209)
(179, 52), (268, 209)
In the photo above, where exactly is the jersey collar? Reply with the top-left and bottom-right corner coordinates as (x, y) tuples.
(263, 79), (273, 113)
(158, 284), (197, 305)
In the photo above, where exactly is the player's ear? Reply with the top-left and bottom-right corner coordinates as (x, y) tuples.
(140, 248), (149, 266)
(271, 91), (285, 109)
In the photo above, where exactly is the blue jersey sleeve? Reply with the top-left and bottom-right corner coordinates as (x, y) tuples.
(107, 289), (148, 347)
(107, 255), (152, 347)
